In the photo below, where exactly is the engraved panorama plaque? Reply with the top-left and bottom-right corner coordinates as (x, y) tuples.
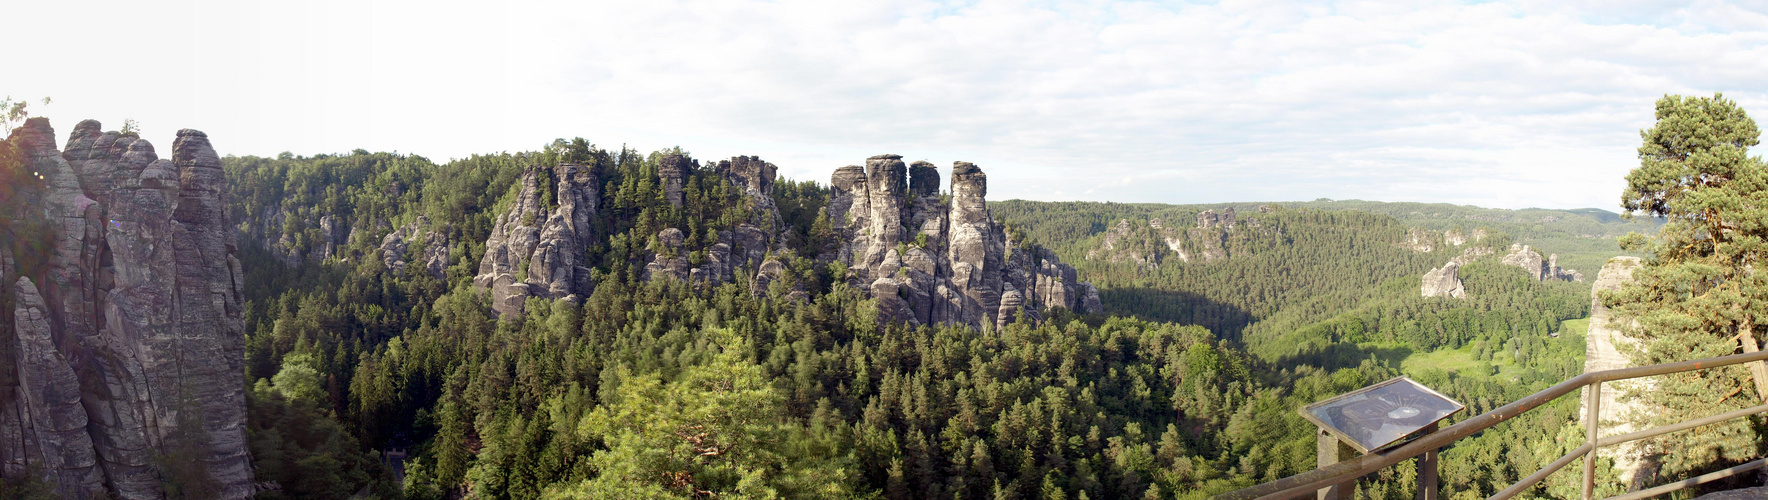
(1298, 376), (1464, 453)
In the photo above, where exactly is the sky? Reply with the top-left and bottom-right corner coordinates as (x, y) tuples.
(7, 0), (1768, 211)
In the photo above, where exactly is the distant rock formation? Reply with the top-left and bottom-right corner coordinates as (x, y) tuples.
(1, 119), (253, 499)
(658, 154), (694, 208)
(1501, 244), (1583, 282)
(827, 156), (1100, 330)
(379, 216), (451, 279)
(1420, 247), (1493, 298)
(473, 163), (599, 317)
(642, 156), (783, 286)
(1581, 257), (1650, 488)
(1086, 208), (1253, 268)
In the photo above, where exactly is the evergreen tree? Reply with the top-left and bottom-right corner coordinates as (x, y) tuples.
(1609, 93), (1768, 479)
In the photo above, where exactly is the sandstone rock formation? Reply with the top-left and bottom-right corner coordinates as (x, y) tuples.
(659, 154), (694, 208)
(1, 119), (253, 499)
(246, 205), (350, 265)
(1086, 208), (1255, 268)
(473, 163), (599, 317)
(1501, 244), (1583, 282)
(1581, 257), (1649, 487)
(1405, 227), (1436, 253)
(379, 216), (451, 279)
(1420, 263), (1467, 299)
(827, 156), (1101, 330)
(1420, 247), (1493, 299)
(642, 156), (783, 286)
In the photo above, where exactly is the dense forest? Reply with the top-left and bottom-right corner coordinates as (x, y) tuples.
(190, 131), (1634, 500)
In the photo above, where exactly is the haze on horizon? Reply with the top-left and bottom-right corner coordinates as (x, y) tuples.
(8, 0), (1767, 211)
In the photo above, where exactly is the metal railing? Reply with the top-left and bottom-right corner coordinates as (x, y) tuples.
(1215, 349), (1768, 500)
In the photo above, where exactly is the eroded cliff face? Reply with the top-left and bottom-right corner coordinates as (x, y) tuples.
(828, 156), (1100, 330)
(1085, 207), (1269, 269)
(1501, 243), (1583, 282)
(473, 163), (599, 317)
(1419, 247), (1494, 299)
(1, 118), (252, 499)
(1581, 257), (1648, 487)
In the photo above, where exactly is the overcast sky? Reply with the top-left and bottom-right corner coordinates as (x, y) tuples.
(8, 0), (1767, 210)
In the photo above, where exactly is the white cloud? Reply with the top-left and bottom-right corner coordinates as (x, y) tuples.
(7, 0), (1766, 210)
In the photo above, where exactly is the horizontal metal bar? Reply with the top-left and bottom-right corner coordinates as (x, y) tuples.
(1213, 349), (1768, 500)
(1489, 443), (1593, 500)
(1601, 458), (1768, 500)
(1597, 403), (1768, 448)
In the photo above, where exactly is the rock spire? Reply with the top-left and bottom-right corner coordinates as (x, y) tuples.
(2, 119), (253, 499)
(827, 156), (1101, 330)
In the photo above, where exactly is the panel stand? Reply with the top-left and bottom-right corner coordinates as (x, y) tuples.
(1416, 422), (1439, 500)
(1317, 427), (1356, 500)
(1314, 424), (1442, 500)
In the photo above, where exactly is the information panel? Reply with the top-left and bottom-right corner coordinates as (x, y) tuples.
(1299, 376), (1463, 453)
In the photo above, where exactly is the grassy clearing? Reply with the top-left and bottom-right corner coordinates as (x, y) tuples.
(1395, 318), (1590, 381)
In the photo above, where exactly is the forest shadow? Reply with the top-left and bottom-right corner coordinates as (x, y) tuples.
(1274, 342), (1413, 373)
(1099, 287), (1257, 342)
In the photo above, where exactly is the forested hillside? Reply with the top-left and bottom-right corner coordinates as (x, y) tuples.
(991, 199), (1652, 290)
(182, 134), (1631, 500)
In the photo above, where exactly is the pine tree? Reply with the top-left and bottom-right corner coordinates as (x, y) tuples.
(1608, 93), (1768, 477)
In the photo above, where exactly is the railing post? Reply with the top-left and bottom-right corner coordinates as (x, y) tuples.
(1583, 380), (1602, 500)
(1416, 422), (1439, 500)
(1317, 427), (1352, 499)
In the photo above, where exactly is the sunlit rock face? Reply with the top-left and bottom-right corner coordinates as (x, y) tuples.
(1420, 247), (1492, 299)
(1501, 243), (1583, 282)
(825, 156), (1101, 330)
(2, 118), (253, 500)
(473, 163), (600, 317)
(1581, 257), (1648, 488)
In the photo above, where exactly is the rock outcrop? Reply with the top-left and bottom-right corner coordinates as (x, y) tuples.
(642, 156), (783, 286)
(1, 119), (253, 499)
(1501, 244), (1583, 282)
(379, 216), (451, 279)
(1581, 257), (1649, 487)
(658, 154), (694, 208)
(1086, 208), (1259, 268)
(473, 163), (599, 317)
(827, 156), (1101, 330)
(1420, 247), (1493, 299)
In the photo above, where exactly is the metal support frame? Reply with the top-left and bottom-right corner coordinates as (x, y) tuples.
(1215, 349), (1768, 500)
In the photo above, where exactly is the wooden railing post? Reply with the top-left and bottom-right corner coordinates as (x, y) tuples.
(1583, 380), (1601, 500)
(1317, 427), (1353, 499)
(1416, 422), (1438, 500)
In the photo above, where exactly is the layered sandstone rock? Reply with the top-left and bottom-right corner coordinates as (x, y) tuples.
(1501, 244), (1583, 282)
(1420, 262), (1467, 299)
(379, 216), (451, 279)
(827, 156), (1100, 330)
(1, 119), (253, 499)
(659, 154), (694, 208)
(1420, 248), (1492, 299)
(642, 156), (783, 286)
(1086, 208), (1254, 268)
(473, 163), (599, 317)
(1581, 257), (1648, 487)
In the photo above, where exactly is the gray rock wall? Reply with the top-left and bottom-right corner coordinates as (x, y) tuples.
(1, 118), (253, 499)
(473, 163), (599, 317)
(828, 156), (1101, 330)
(1581, 256), (1649, 487)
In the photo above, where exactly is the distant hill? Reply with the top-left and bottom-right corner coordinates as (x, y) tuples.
(990, 199), (1659, 288)
(1281, 199), (1659, 275)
